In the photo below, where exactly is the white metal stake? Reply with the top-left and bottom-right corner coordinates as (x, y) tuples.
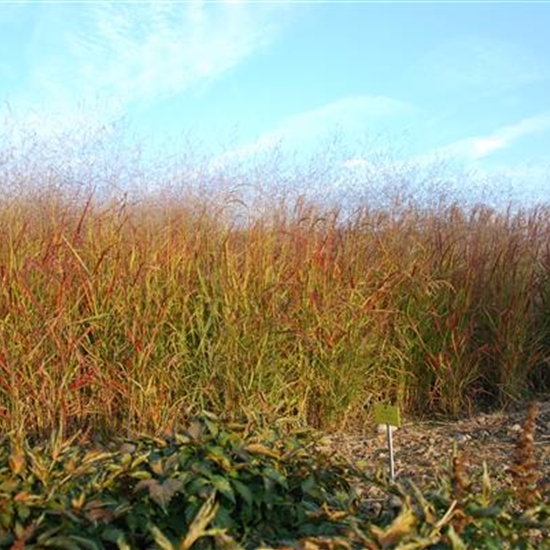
(374, 403), (400, 482)
(386, 424), (395, 481)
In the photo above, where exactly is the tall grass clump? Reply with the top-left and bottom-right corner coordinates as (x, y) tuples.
(0, 129), (549, 441)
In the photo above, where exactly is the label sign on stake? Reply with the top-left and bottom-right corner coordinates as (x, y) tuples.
(374, 404), (401, 481)
(374, 404), (401, 427)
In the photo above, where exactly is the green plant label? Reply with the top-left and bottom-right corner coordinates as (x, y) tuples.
(374, 404), (401, 427)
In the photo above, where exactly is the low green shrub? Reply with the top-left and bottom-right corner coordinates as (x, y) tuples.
(0, 412), (548, 549)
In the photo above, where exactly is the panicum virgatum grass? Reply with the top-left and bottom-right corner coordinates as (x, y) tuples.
(1, 130), (549, 441)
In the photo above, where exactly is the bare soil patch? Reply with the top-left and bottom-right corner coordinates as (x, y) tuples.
(319, 397), (550, 490)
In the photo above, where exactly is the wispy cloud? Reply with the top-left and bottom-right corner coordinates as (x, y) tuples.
(216, 95), (415, 165)
(437, 111), (550, 161)
(2, 1), (288, 132)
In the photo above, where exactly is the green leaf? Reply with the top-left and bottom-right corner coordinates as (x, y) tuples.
(231, 479), (254, 507)
(149, 524), (175, 550)
(178, 492), (220, 550)
(37, 525), (64, 543)
(301, 475), (323, 499)
(263, 467), (288, 489)
(100, 526), (127, 543)
(465, 504), (502, 518)
(205, 446), (232, 471)
(115, 534), (132, 550)
(187, 477), (213, 499)
(42, 535), (86, 550)
(66, 536), (103, 550)
(15, 503), (30, 521)
(130, 470), (152, 481)
(447, 525), (468, 550)
(202, 416), (220, 438)
(209, 475), (235, 503)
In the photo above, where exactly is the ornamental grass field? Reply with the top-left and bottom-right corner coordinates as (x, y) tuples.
(1, 132), (550, 549)
(1, 148), (549, 443)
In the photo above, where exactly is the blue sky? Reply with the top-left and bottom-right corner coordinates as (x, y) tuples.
(1, 1), (549, 205)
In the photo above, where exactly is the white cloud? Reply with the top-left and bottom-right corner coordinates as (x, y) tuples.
(436, 111), (550, 161)
(471, 137), (505, 158)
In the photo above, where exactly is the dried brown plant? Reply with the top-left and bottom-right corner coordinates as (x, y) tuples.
(450, 443), (471, 534)
(509, 401), (541, 507)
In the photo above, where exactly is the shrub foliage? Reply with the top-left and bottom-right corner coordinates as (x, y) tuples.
(0, 413), (549, 549)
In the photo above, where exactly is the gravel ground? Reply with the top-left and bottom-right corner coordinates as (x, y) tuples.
(317, 397), (550, 490)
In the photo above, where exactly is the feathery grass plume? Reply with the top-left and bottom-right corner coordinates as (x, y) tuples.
(509, 401), (541, 507)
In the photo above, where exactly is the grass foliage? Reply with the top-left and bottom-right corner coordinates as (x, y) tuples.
(1, 127), (550, 547)
(1, 144), (550, 439)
